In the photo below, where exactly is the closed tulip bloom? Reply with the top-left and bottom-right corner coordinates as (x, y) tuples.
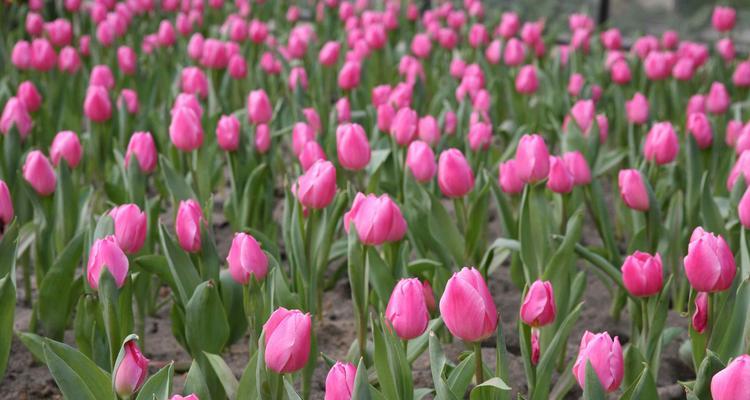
(572, 331), (624, 393)
(498, 160), (525, 194)
(515, 134), (550, 183)
(626, 93), (649, 125)
(712, 355), (750, 400)
(411, 33), (431, 59)
(216, 114), (240, 152)
(391, 107), (418, 146)
(498, 12), (520, 38)
(338, 61), (361, 90)
(263, 308), (311, 373)
(740, 188), (750, 229)
(706, 82), (730, 115)
(600, 28), (622, 50)
(562, 151), (591, 186)
(227, 232), (268, 285)
(170, 395), (199, 400)
(23, 150), (56, 196)
(50, 131), (82, 168)
(716, 38), (735, 62)
(727, 120), (744, 148)
(175, 199), (204, 253)
(181, 67), (208, 98)
(733, 62), (750, 88)
(568, 73), (585, 97)
(12, 41), (32, 70)
(687, 95), (706, 115)
(618, 169), (649, 211)
(520, 280), (556, 327)
(295, 160), (337, 209)
(386, 278), (431, 341)
(466, 122), (490, 151)
(468, 23), (488, 48)
(569, 99), (595, 132)
(125, 132), (157, 174)
(17, 81), (41, 113)
(686, 112), (713, 149)
(644, 122), (679, 164)
(90, 65), (115, 90)
(417, 116), (440, 146)
(31, 39), (56, 72)
(57, 46), (81, 74)
(0, 180), (13, 228)
(672, 58), (695, 81)
(644, 51), (669, 80)
(187, 33), (204, 60)
(336, 123), (371, 171)
(228, 55), (247, 79)
(712, 6), (736, 32)
(113, 339), (149, 398)
(610, 59), (631, 85)
(439, 267), (498, 342)
(292, 122), (315, 156)
(692, 292), (708, 334)
(170, 107), (203, 152)
(109, 204), (147, 254)
(325, 362), (356, 400)
(376, 103), (394, 132)
(319, 41), (341, 66)
(84, 86), (112, 123)
(422, 280), (436, 312)
(343, 193), (407, 245)
(248, 20), (268, 44)
(289, 67), (308, 91)
(0, 97), (33, 138)
(684, 227), (736, 293)
(117, 46), (137, 75)
(247, 90), (272, 125)
(621, 251), (663, 297)
(255, 124), (271, 154)
(157, 20), (176, 47)
(531, 329), (541, 365)
(485, 40), (502, 64)
(547, 156), (574, 194)
(406, 141), (436, 183)
(302, 108), (321, 135)
(118, 89), (139, 114)
(438, 149), (474, 198)
(336, 97), (351, 123)
(515, 65), (538, 94)
(503, 38), (525, 67)
(299, 141), (326, 171)
(444, 111), (457, 135)
(87, 235), (129, 290)
(26, 13), (44, 37)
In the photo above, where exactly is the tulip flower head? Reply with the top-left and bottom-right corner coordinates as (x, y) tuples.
(227, 232), (269, 285)
(385, 278), (430, 340)
(437, 148), (475, 197)
(175, 199), (204, 253)
(109, 204), (147, 254)
(439, 267), (498, 342)
(520, 280), (556, 327)
(344, 192), (407, 245)
(618, 169), (649, 211)
(325, 361), (356, 400)
(711, 354), (750, 400)
(621, 251), (663, 297)
(684, 227), (736, 293)
(113, 338), (149, 398)
(572, 331), (624, 392)
(87, 235), (129, 290)
(263, 307), (312, 373)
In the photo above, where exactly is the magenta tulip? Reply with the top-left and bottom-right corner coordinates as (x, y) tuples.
(390, 107), (418, 146)
(644, 122), (679, 165)
(344, 192), (407, 245)
(711, 355), (750, 400)
(406, 141), (436, 183)
(109, 204), (147, 254)
(547, 156), (574, 194)
(87, 235), (129, 290)
(621, 251), (663, 297)
(23, 150), (56, 196)
(706, 82), (730, 115)
(117, 46), (137, 75)
(125, 132), (157, 174)
(113, 338), (149, 398)
(684, 227), (736, 293)
(686, 112), (713, 149)
(294, 160), (337, 210)
(84, 85), (112, 123)
(325, 362), (356, 400)
(385, 278), (430, 340)
(17, 81), (41, 113)
(562, 151), (591, 186)
(498, 160), (525, 194)
(572, 331), (624, 392)
(263, 307), (312, 374)
(247, 90), (272, 125)
(175, 199), (204, 253)
(520, 280), (556, 327)
(515, 134), (550, 183)
(169, 107), (203, 152)
(712, 6), (736, 32)
(336, 123), (371, 171)
(515, 65), (538, 94)
(439, 267), (498, 342)
(626, 93), (649, 125)
(692, 292), (708, 334)
(227, 232), (269, 285)
(618, 169), (649, 211)
(255, 124), (271, 154)
(216, 114), (240, 152)
(1, 97), (33, 138)
(0, 180), (13, 228)
(437, 149), (474, 198)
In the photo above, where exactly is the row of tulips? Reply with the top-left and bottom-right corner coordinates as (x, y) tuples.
(2, 0), (750, 399)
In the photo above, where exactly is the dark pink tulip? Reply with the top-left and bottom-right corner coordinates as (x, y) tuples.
(23, 150), (56, 196)
(569, 99), (595, 132)
(169, 107), (203, 152)
(439, 267), (497, 342)
(113, 339), (149, 398)
(0, 97), (32, 138)
(520, 280), (556, 327)
(255, 124), (271, 154)
(0, 180), (13, 228)
(247, 90), (272, 125)
(180, 67), (208, 98)
(515, 134), (550, 183)
(344, 192), (407, 245)
(228, 55), (247, 79)
(498, 12), (520, 38)
(31, 39), (57, 71)
(64, 0), (81, 12)
(687, 95), (706, 115)
(498, 160), (524, 194)
(600, 28), (621, 50)
(662, 30), (679, 49)
(325, 362), (356, 400)
(171, 93), (203, 119)
(633, 35), (659, 59)
(468, 23), (488, 48)
(125, 132), (157, 173)
(116, 46), (137, 75)
(610, 59), (631, 85)
(57, 46), (81, 73)
(157, 20), (176, 47)
(686, 112), (713, 149)
(87, 235), (129, 290)
(227, 232), (268, 285)
(26, 12), (44, 37)
(618, 169), (649, 211)
(450, 58), (465, 79)
(175, 199), (204, 253)
(109, 204), (147, 254)
(411, 33), (431, 59)
(336, 97), (351, 123)
(289, 67), (308, 91)
(622, 251), (663, 297)
(712, 6), (736, 32)
(644, 51), (669, 80)
(417, 115), (440, 146)
(371, 85), (391, 108)
(625, 93), (649, 125)
(568, 73), (585, 97)
(216, 114), (240, 152)
(90, 65), (115, 90)
(336, 123), (371, 171)
(422, 280), (436, 312)
(727, 120), (744, 148)
(263, 307), (311, 373)
(692, 292), (708, 334)
(741, 187), (750, 229)
(337, 61), (361, 91)
(716, 38), (735, 62)
(200, 39), (229, 69)
(485, 40), (502, 65)
(96, 21), (116, 47)
(299, 140), (325, 171)
(117, 89), (139, 115)
(572, 332), (624, 392)
(437, 28), (458, 50)
(706, 82), (730, 115)
(248, 20), (268, 44)
(520, 21), (543, 46)
(515, 65), (538, 94)
(406, 140), (436, 183)
(547, 156), (574, 194)
(684, 227), (736, 293)
(437, 148), (474, 197)
(84, 85), (112, 123)
(390, 107), (418, 146)
(734, 62), (750, 87)
(16, 81), (41, 113)
(562, 151), (591, 186)
(711, 355), (750, 400)
(50, 131), (82, 168)
(187, 33), (204, 60)
(468, 122), (492, 151)
(365, 25), (387, 50)
(503, 38), (525, 67)
(644, 122), (679, 164)
(385, 278), (430, 340)
(12, 41), (32, 70)
(672, 57), (695, 81)
(45, 19), (72, 47)
(295, 160), (337, 209)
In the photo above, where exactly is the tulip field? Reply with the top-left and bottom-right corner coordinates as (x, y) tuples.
(5, 0), (750, 399)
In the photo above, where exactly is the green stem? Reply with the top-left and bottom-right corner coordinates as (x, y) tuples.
(640, 298), (649, 351)
(474, 341), (484, 384)
(243, 283), (258, 355)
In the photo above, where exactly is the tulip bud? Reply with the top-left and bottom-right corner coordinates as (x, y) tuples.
(175, 199), (204, 253)
(319, 41), (341, 66)
(437, 149), (474, 198)
(390, 107), (418, 146)
(57, 46), (81, 74)
(255, 124), (271, 154)
(625, 93), (649, 125)
(118, 89), (139, 115)
(684, 227), (736, 293)
(87, 235), (129, 290)
(610, 59), (631, 85)
(109, 204), (147, 254)
(12, 41), (32, 70)
(0, 180), (12, 229)
(740, 187), (750, 229)
(515, 65), (538, 94)
(17, 81), (41, 113)
(672, 57), (695, 81)
(712, 6), (736, 32)
(50, 130), (82, 168)
(227, 232), (269, 285)
(90, 65), (115, 90)
(520, 280), (556, 327)
(547, 156), (574, 194)
(1, 97), (33, 138)
(618, 169), (649, 211)
(692, 292), (708, 334)
(336, 97), (351, 123)
(422, 280), (436, 312)
(117, 46), (137, 75)
(23, 150), (56, 196)
(187, 33), (204, 60)
(707, 82), (730, 115)
(338, 61), (361, 90)
(263, 307), (312, 373)
(468, 122), (492, 151)
(569, 99), (595, 133)
(406, 141), (436, 183)
(531, 329), (541, 365)
(325, 361), (356, 400)
(686, 112), (713, 149)
(294, 160), (337, 209)
(336, 123), (371, 171)
(343, 192), (407, 245)
(31, 39), (56, 72)
(84, 85), (112, 123)
(247, 90), (272, 125)
(711, 355), (750, 400)
(515, 134), (550, 183)
(181, 67), (208, 99)
(728, 120), (744, 148)
(411, 33), (431, 59)
(439, 267), (498, 342)
(170, 107), (203, 152)
(385, 278), (430, 340)
(621, 251), (663, 297)
(298, 141), (326, 172)
(644, 51), (669, 80)
(687, 95), (706, 115)
(485, 40), (502, 64)
(644, 122), (679, 165)
(498, 160), (525, 194)
(289, 67), (308, 91)
(125, 132), (157, 174)
(216, 114), (240, 152)
(113, 338), (149, 398)
(170, 395), (199, 400)
(568, 73), (585, 97)
(376, 104), (394, 132)
(562, 151), (591, 186)
(417, 116), (440, 146)
(572, 331), (624, 392)
(734, 62), (750, 88)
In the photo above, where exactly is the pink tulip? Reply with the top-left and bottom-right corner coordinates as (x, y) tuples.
(125, 132), (157, 174)
(643, 122), (679, 165)
(734, 62), (750, 87)
(87, 235), (129, 290)
(712, 6), (736, 32)
(411, 33), (431, 59)
(626, 93), (649, 125)
(444, 111), (457, 136)
(216, 115), (240, 152)
(294, 160), (337, 209)
(255, 124), (271, 154)
(569, 99), (595, 132)
(187, 33), (204, 60)
(515, 65), (538, 94)
(17, 81), (41, 113)
(292, 122), (315, 157)
(572, 331), (624, 392)
(84, 85), (112, 123)
(692, 292), (708, 334)
(117, 46), (137, 75)
(247, 90), (272, 125)
(385, 278), (430, 340)
(337, 61), (361, 91)
(263, 307), (311, 373)
(610, 59), (631, 85)
(618, 169), (649, 211)
(672, 58), (695, 81)
(621, 251), (663, 297)
(289, 67), (309, 91)
(728, 120), (744, 148)
(181, 67), (208, 98)
(390, 107), (418, 146)
(90, 65), (115, 89)
(417, 116), (440, 146)
(113, 339), (149, 398)
(422, 280), (436, 312)
(520, 280), (556, 327)
(468, 122), (492, 151)
(336, 97), (351, 123)
(336, 123), (371, 171)
(515, 134), (550, 183)
(439, 267), (497, 342)
(706, 82), (730, 115)
(568, 73), (585, 97)
(171, 395), (199, 400)
(57, 46), (81, 74)
(118, 89), (139, 114)
(684, 227), (736, 293)
(485, 40), (502, 65)
(23, 150), (56, 196)
(175, 199), (204, 253)
(711, 355), (750, 400)
(343, 192), (407, 245)
(728, 151), (750, 191)
(49, 131), (82, 168)
(437, 149), (474, 198)
(740, 187), (750, 229)
(109, 204), (147, 254)
(0, 180), (13, 228)
(498, 160), (524, 194)
(686, 112), (713, 149)
(157, 20), (176, 47)
(248, 20), (268, 44)
(12, 41), (32, 70)
(0, 97), (33, 138)
(169, 107), (203, 152)
(497, 12), (520, 38)
(406, 141), (436, 183)
(547, 156), (574, 194)
(644, 51), (669, 80)
(531, 328), (541, 365)
(228, 55), (247, 79)
(26, 12), (44, 37)
(600, 28), (622, 50)
(325, 362), (356, 400)
(298, 141), (326, 171)
(227, 232), (268, 285)
(319, 41), (341, 66)
(31, 39), (56, 71)
(503, 38), (525, 67)
(562, 151), (591, 186)
(716, 38), (735, 62)
(687, 95), (706, 115)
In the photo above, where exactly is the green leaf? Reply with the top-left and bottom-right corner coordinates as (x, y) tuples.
(0, 221), (19, 278)
(135, 362), (174, 400)
(203, 352), (239, 400)
(446, 353), (475, 398)
(351, 358), (372, 400)
(519, 184), (549, 280)
(620, 363), (658, 400)
(185, 281), (230, 354)
(470, 377), (511, 400)
(700, 173), (726, 238)
(372, 318), (399, 400)
(42, 338), (114, 400)
(0, 273), (15, 379)
(367, 247), (395, 310)
(582, 362), (605, 400)
(160, 155), (196, 202)
(465, 182), (491, 259)
(407, 318), (444, 364)
(428, 193), (466, 265)
(236, 351), (259, 400)
(531, 302), (583, 400)
(428, 332), (459, 400)
(38, 232), (85, 339)
(183, 359), (211, 400)
(158, 223), (201, 305)
(690, 351), (724, 400)
(134, 255), (176, 292)
(283, 377), (303, 400)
